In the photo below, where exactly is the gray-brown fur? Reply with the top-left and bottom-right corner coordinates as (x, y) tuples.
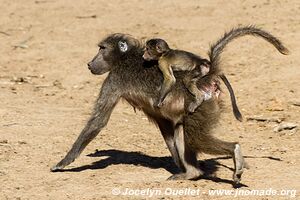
(208, 25), (289, 76)
(51, 26), (288, 184)
(143, 38), (243, 120)
(143, 38), (211, 113)
(219, 74), (242, 121)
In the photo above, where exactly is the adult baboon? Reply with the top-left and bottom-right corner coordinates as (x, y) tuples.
(51, 26), (288, 184)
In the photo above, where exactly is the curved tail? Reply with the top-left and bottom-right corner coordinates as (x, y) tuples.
(208, 25), (289, 74)
(207, 25), (289, 121)
(219, 74), (243, 122)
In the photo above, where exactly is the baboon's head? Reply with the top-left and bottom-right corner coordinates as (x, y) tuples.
(143, 38), (170, 61)
(87, 33), (140, 75)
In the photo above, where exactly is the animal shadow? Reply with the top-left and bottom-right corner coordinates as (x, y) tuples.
(57, 149), (250, 187)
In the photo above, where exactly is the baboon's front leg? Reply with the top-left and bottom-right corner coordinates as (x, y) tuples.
(51, 76), (121, 171)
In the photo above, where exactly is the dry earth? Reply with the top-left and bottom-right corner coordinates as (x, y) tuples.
(0, 0), (299, 199)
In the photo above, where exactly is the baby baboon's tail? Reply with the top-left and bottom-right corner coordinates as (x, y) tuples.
(219, 74), (243, 122)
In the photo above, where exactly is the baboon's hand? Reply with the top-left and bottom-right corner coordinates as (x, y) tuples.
(50, 157), (73, 172)
(154, 98), (163, 108)
(50, 164), (63, 172)
(187, 103), (197, 113)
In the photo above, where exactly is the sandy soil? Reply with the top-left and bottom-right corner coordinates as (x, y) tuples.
(0, 0), (299, 199)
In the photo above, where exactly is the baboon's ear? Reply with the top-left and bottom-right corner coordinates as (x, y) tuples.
(118, 41), (128, 52)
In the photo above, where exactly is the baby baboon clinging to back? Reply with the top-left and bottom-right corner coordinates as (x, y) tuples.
(143, 39), (211, 112)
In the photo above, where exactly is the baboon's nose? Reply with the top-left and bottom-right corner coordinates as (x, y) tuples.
(87, 62), (92, 69)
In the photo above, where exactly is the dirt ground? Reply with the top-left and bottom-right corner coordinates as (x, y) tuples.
(0, 0), (299, 199)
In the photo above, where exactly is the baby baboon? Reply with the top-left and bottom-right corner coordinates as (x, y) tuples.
(143, 39), (243, 119)
(143, 39), (211, 112)
(51, 26), (288, 184)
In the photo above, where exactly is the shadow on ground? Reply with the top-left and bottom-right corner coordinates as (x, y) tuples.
(55, 149), (255, 187)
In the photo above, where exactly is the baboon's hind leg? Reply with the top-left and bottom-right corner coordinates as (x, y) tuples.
(183, 73), (205, 113)
(198, 135), (246, 184)
(167, 124), (203, 180)
(232, 143), (246, 184)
